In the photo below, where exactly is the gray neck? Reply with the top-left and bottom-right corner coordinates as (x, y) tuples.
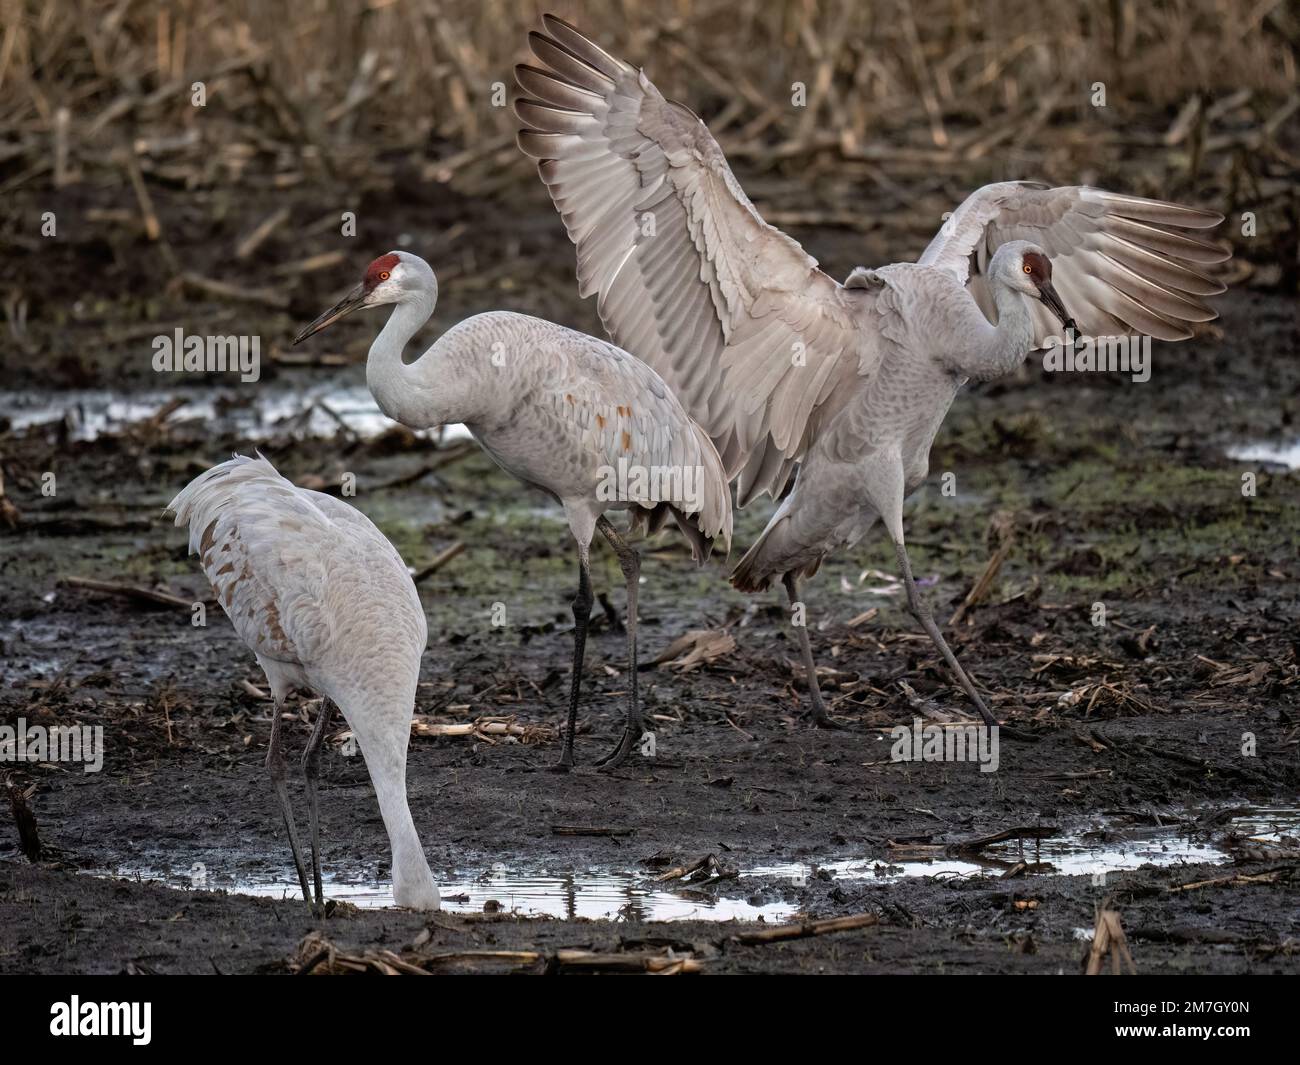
(953, 283), (1039, 382)
(365, 288), (482, 429)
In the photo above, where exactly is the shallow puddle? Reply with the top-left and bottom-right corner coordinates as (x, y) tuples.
(0, 384), (471, 444)
(102, 865), (798, 922)
(244, 869), (794, 922)
(94, 805), (1297, 921)
(760, 805), (1298, 884)
(1226, 438), (1300, 470)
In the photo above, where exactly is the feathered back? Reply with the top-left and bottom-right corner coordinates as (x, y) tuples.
(168, 453), (291, 553)
(167, 453), (426, 675)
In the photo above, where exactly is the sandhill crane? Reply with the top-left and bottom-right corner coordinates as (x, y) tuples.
(168, 454), (439, 912)
(293, 251), (732, 768)
(514, 14), (1228, 729)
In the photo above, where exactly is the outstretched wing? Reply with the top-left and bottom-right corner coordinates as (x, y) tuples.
(919, 181), (1227, 346)
(515, 14), (877, 505)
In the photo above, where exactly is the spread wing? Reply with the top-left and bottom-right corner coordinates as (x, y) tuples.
(919, 181), (1228, 346)
(515, 14), (877, 505)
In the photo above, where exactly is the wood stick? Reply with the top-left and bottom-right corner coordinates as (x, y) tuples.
(59, 575), (192, 610)
(0, 468), (21, 529)
(1166, 869), (1286, 894)
(178, 272), (289, 309)
(949, 537), (1013, 626)
(412, 541), (465, 584)
(118, 147), (161, 242)
(53, 106), (71, 187)
(554, 950), (703, 973)
(729, 912), (879, 945)
(6, 783), (41, 861)
(144, 396), (187, 428)
(235, 207), (291, 260)
(410, 716), (553, 741)
(420, 950), (542, 967)
(274, 251), (346, 276)
(950, 825), (1058, 855)
(1085, 908), (1136, 975)
(371, 442), (475, 491)
(551, 826), (636, 837)
(655, 854), (721, 882)
(293, 932), (697, 975)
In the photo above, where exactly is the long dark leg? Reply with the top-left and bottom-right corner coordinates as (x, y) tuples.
(301, 697), (334, 914)
(783, 573), (839, 728)
(594, 516), (643, 769)
(555, 542), (593, 770)
(267, 702), (313, 913)
(893, 540), (999, 728)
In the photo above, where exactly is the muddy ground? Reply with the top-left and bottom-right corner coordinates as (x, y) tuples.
(1, 175), (1298, 974)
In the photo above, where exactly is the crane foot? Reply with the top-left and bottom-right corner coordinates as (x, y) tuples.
(803, 699), (844, 730)
(993, 723), (1039, 743)
(594, 727), (637, 771)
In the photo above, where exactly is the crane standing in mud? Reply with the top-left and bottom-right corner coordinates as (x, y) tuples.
(293, 250), (733, 769)
(168, 454), (440, 912)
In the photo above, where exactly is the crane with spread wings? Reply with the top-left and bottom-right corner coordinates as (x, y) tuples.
(514, 14), (1227, 729)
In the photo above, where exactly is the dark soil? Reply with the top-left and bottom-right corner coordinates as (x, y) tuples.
(1, 181), (1298, 975)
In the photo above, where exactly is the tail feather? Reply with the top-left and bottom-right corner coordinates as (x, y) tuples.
(730, 510), (823, 593)
(627, 419), (734, 564)
(730, 523), (778, 593)
(688, 420), (733, 556)
(166, 452), (289, 553)
(627, 502), (716, 564)
(669, 505), (713, 564)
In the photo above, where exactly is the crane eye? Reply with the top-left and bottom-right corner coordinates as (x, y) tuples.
(379, 271), (390, 281)
(1022, 264), (1033, 274)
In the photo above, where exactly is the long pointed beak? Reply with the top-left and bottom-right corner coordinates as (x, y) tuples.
(1038, 281), (1077, 335)
(293, 283), (368, 345)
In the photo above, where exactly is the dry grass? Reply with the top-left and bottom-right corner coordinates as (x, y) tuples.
(3, 0), (1295, 188)
(0, 0), (1295, 357)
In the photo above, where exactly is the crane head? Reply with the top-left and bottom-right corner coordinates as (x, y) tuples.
(293, 252), (431, 344)
(993, 241), (1076, 334)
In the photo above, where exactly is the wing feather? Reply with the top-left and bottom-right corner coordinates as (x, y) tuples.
(515, 15), (875, 504)
(920, 181), (1227, 347)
